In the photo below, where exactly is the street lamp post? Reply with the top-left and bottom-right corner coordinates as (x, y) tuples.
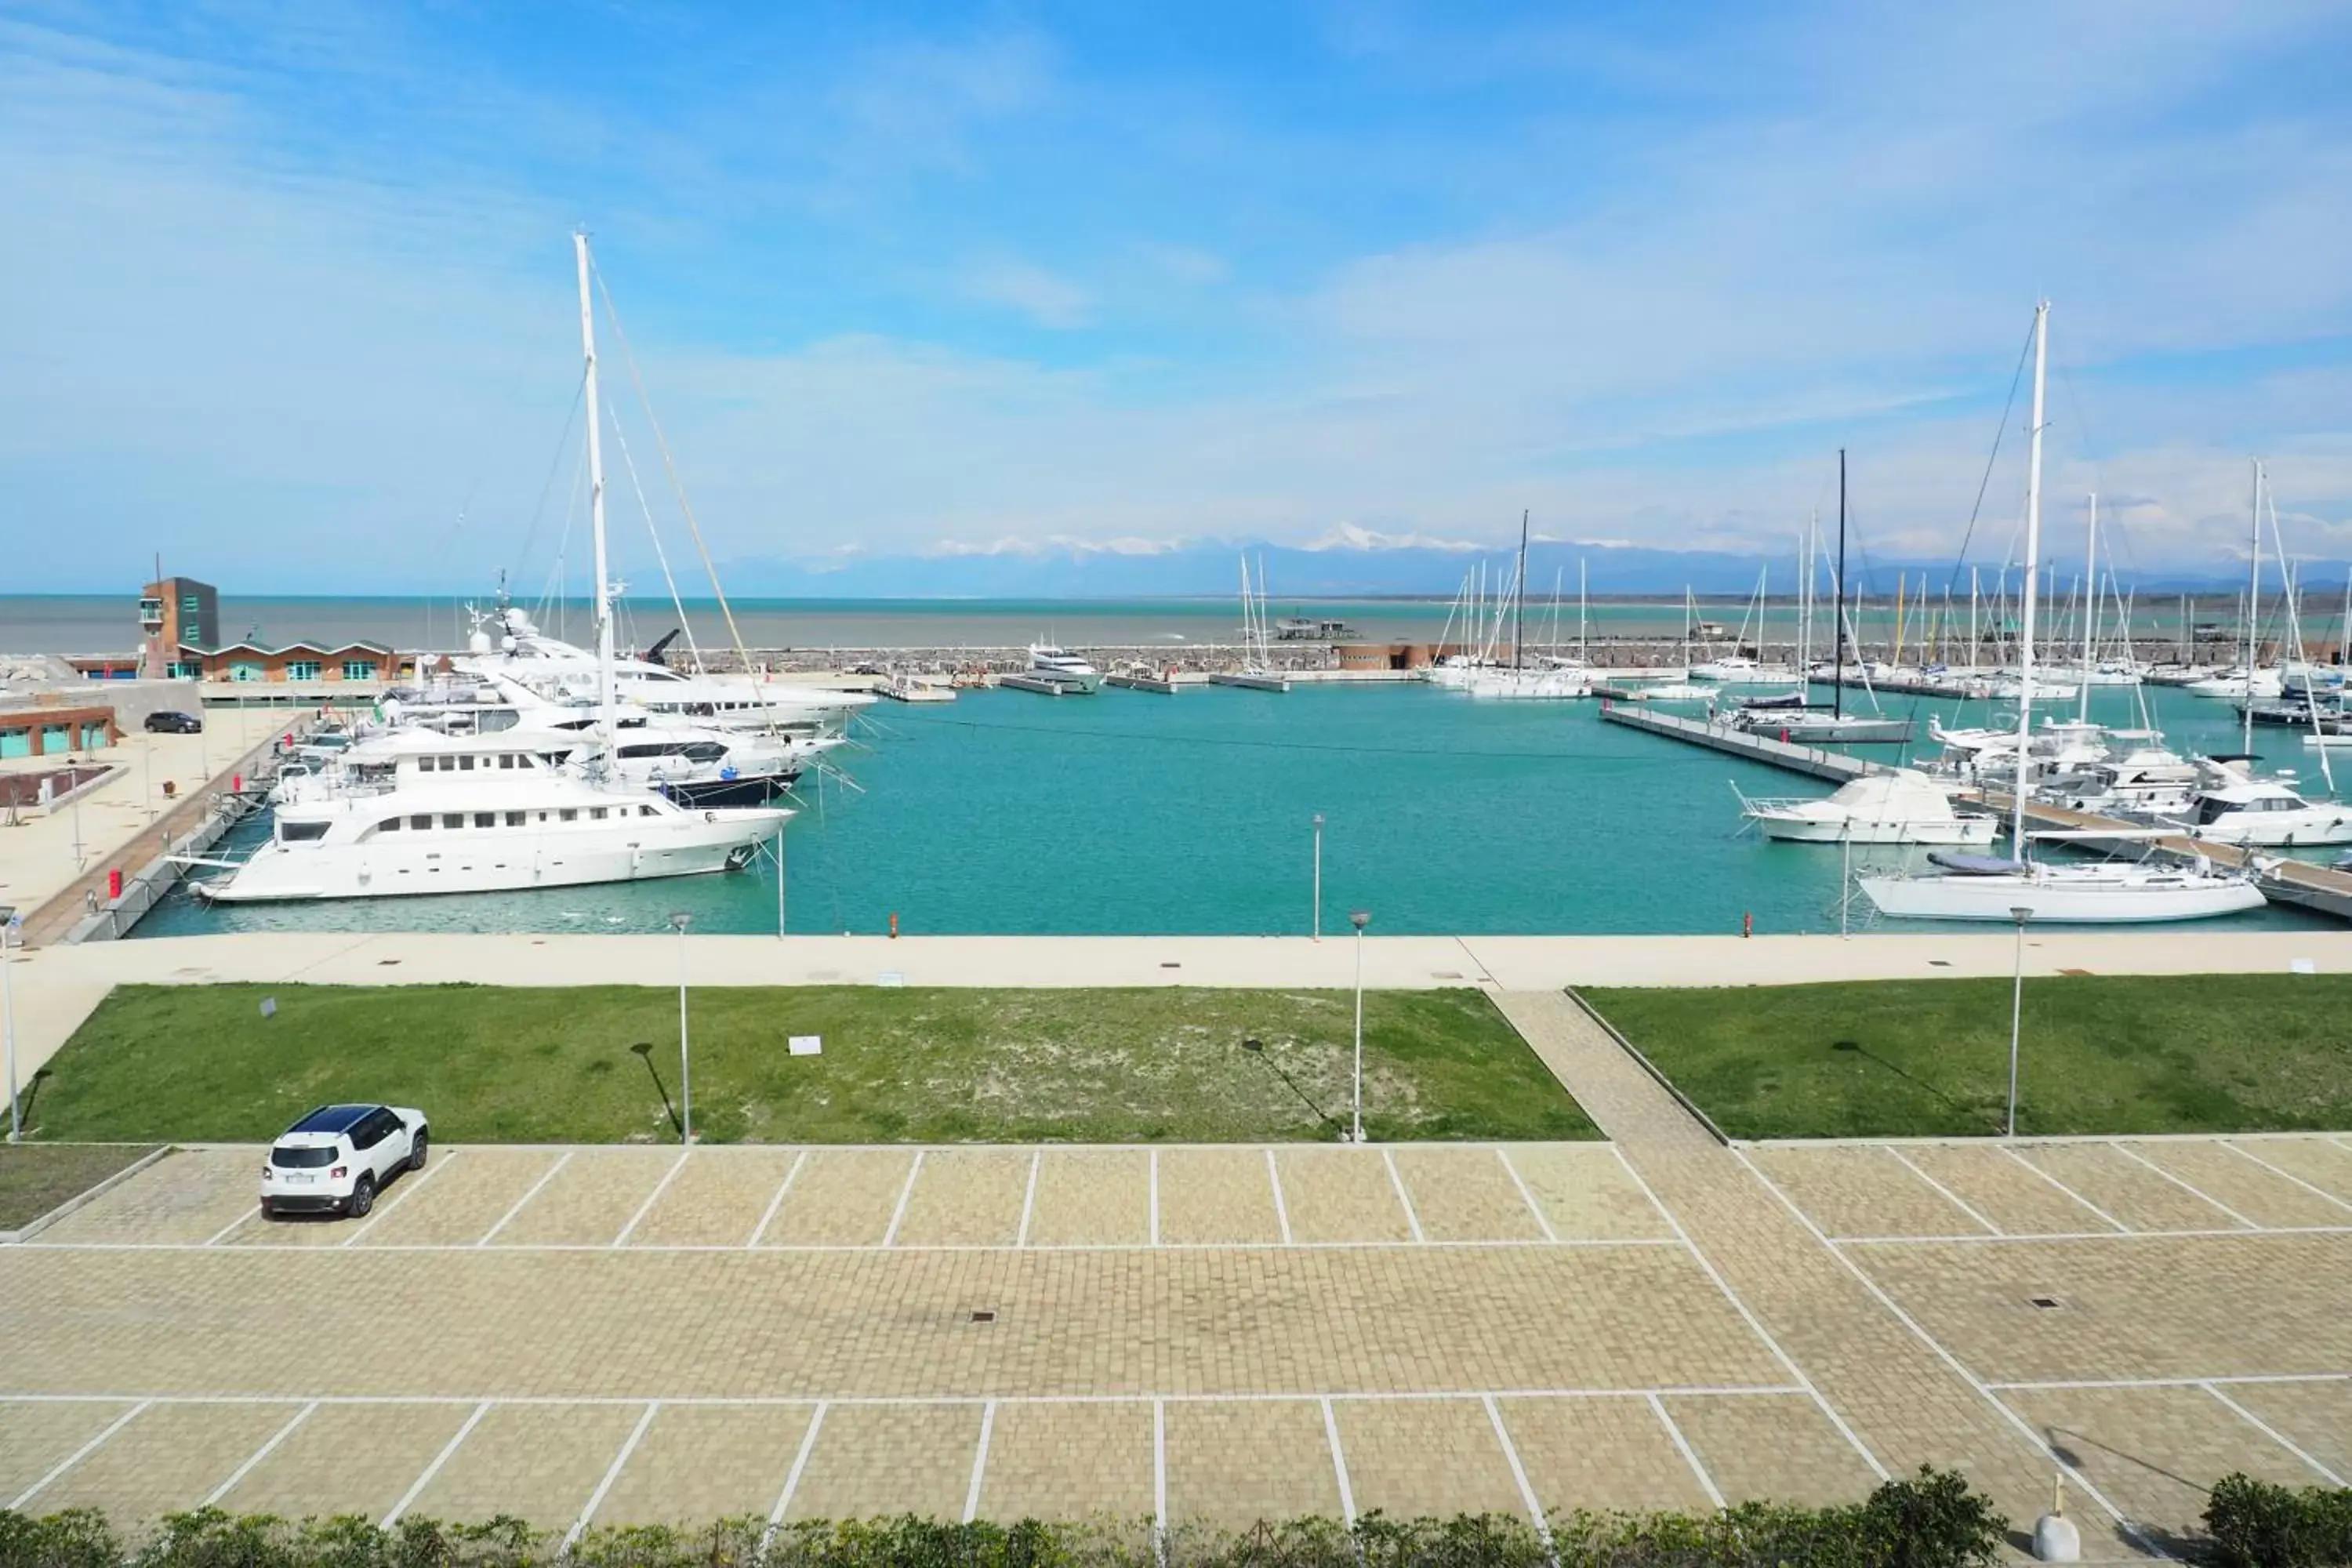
(2007, 906), (2032, 1138)
(1312, 815), (1325, 941)
(2, 908), (20, 1142)
(1349, 909), (1370, 1142)
(671, 912), (694, 1142)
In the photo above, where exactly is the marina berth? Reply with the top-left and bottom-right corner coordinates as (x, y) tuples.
(2166, 771), (2352, 847)
(1738, 768), (1996, 844)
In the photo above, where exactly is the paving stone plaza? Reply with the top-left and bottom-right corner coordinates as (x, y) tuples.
(4, 993), (2349, 1560)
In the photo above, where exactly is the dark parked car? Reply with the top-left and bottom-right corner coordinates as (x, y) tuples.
(143, 710), (203, 734)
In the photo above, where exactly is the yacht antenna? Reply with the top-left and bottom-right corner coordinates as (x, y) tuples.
(575, 230), (616, 753)
(2244, 459), (2262, 756)
(2011, 302), (2049, 862)
(1514, 509), (1529, 669)
(2081, 493), (2096, 724)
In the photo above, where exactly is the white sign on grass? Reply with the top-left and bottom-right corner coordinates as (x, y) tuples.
(789, 1035), (822, 1057)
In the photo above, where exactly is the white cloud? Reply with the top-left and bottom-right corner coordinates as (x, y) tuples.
(961, 258), (1093, 329)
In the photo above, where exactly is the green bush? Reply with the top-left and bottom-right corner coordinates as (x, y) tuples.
(0, 1473), (2008, 1568)
(2205, 1474), (2352, 1568)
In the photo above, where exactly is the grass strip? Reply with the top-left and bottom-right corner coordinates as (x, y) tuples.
(0, 1142), (159, 1230)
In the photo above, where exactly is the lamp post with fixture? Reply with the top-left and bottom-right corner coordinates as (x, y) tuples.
(1349, 909), (1370, 1142)
(1312, 815), (1324, 941)
(671, 911), (694, 1142)
(2007, 906), (2032, 1138)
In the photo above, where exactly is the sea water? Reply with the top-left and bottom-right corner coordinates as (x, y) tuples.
(134, 681), (2337, 938)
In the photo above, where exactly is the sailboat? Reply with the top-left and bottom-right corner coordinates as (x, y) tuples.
(1861, 303), (2266, 923)
(1213, 554), (1292, 691)
(184, 234), (793, 902)
(1468, 512), (1589, 698)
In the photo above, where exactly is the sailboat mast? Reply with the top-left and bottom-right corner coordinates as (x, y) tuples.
(1834, 451), (1847, 718)
(574, 230), (616, 748)
(2011, 301), (2049, 862)
(2245, 460), (2263, 755)
(2082, 492), (2097, 724)
(1578, 557), (1588, 662)
(1515, 509), (1529, 670)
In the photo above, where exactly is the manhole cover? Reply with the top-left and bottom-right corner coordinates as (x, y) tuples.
(377, 959), (401, 966)
(969, 1310), (996, 1324)
(1431, 970), (1463, 979)
(1160, 962), (1181, 969)
(2030, 1297), (2062, 1310)
(1927, 960), (1951, 967)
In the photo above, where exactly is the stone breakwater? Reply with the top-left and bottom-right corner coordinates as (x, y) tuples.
(697, 637), (1816, 677)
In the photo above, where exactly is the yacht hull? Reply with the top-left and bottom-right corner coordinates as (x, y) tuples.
(1860, 871), (2267, 922)
(1753, 815), (1996, 845)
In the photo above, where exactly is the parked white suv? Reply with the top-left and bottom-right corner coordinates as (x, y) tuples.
(260, 1103), (429, 1218)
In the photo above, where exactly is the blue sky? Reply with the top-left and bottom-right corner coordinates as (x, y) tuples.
(5, 1), (2352, 593)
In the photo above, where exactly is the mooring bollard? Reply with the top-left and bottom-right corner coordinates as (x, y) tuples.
(2034, 1475), (2081, 1561)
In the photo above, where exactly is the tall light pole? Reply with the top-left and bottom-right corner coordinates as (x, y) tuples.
(670, 911), (694, 1143)
(1311, 815), (1325, 941)
(2007, 906), (2032, 1139)
(2, 908), (20, 1142)
(775, 829), (787, 939)
(1349, 909), (1370, 1142)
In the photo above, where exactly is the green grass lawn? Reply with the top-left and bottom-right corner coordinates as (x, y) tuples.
(0, 1143), (159, 1229)
(35, 984), (1594, 1145)
(1583, 975), (2352, 1140)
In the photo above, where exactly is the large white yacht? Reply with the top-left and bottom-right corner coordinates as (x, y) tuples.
(1025, 644), (1102, 692)
(1739, 769), (1996, 844)
(2167, 770), (2352, 847)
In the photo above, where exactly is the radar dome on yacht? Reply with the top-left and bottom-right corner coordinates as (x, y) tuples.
(467, 630), (493, 655)
(501, 635), (518, 653)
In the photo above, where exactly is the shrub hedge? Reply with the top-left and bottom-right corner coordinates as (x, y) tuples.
(2204, 1473), (2352, 1568)
(0, 1468), (2007, 1568)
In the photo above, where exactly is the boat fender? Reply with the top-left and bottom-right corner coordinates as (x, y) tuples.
(704, 811), (717, 823)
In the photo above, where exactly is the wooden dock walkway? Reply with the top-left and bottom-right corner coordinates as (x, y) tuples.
(1597, 702), (1878, 783)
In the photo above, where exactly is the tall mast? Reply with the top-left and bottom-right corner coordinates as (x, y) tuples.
(2245, 459), (2262, 755)
(2011, 301), (2049, 862)
(2081, 492), (2097, 724)
(1834, 450), (1848, 718)
(1578, 557), (1588, 662)
(1515, 509), (1529, 670)
(574, 230), (616, 749)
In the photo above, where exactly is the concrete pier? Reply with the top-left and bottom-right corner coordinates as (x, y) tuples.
(1598, 702), (1878, 783)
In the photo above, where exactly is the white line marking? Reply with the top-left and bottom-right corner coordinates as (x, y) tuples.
(746, 1151), (808, 1247)
(880, 1152), (924, 1247)
(1733, 1149), (2164, 1557)
(1608, 1144), (1889, 1482)
(1989, 1373), (2352, 1392)
(2000, 1145), (2130, 1232)
(612, 1154), (691, 1247)
(203, 1204), (263, 1247)
(2111, 1144), (2260, 1229)
(1831, 1227), (2336, 1246)
(382, 1399), (491, 1526)
(1884, 1147), (2002, 1236)
(963, 1400), (996, 1523)
(201, 1401), (317, 1506)
(1483, 1394), (1550, 1540)
(0, 1384), (1813, 1410)
(2201, 1382), (2346, 1486)
(1015, 1152), (1041, 1247)
(566, 1400), (660, 1547)
(1496, 1148), (1558, 1243)
(1647, 1392), (1724, 1510)
(1265, 1150), (1294, 1245)
(1152, 1399), (1167, 1535)
(9, 1401), (150, 1510)
(477, 1152), (573, 1246)
(763, 1402), (827, 1542)
(1319, 1398), (1356, 1524)
(1149, 1149), (1160, 1247)
(2220, 1142), (2352, 1217)
(1381, 1149), (1427, 1243)
(20, 1233), (1690, 1255)
(343, 1149), (458, 1246)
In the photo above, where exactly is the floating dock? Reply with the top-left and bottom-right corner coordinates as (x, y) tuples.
(998, 673), (1094, 696)
(1599, 702), (1878, 782)
(1209, 672), (1291, 692)
(1105, 672), (1182, 695)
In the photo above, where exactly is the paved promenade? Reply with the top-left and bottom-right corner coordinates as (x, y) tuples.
(6, 927), (2350, 1083)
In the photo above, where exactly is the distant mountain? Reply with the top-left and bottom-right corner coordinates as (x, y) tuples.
(713, 538), (2340, 601)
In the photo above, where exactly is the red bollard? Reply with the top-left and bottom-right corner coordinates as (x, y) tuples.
(888, 912), (899, 939)
(107, 867), (124, 901)
(1743, 911), (1753, 938)
(232, 773), (242, 794)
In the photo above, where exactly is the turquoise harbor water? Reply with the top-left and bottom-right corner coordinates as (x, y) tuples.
(138, 681), (2339, 939)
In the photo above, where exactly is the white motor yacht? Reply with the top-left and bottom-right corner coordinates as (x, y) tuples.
(1025, 644), (1103, 692)
(1690, 655), (1795, 685)
(1738, 768), (1996, 844)
(1465, 667), (1588, 699)
(2183, 667), (2284, 701)
(2167, 772), (2352, 847)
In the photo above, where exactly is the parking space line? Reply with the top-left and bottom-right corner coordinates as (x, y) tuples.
(1999, 1145), (2131, 1232)
(1646, 1392), (1724, 1509)
(612, 1154), (692, 1247)
(203, 1203), (263, 1248)
(1319, 1399), (1356, 1526)
(879, 1152), (924, 1247)
(1831, 1226), (2347, 1245)
(1483, 1393), (1550, 1541)
(2223, 1142), (2352, 1216)
(1613, 1145), (1888, 1483)
(1265, 1150), (1294, 1245)
(1734, 1149), (2160, 1555)
(762, 1400), (827, 1544)
(8, 1399), (150, 1510)
(746, 1151), (808, 1247)
(343, 1150), (458, 1247)
(1149, 1149), (1160, 1247)
(477, 1152), (573, 1246)
(1883, 1148), (2002, 1235)
(1014, 1152), (1041, 1247)
(1989, 1373), (2350, 1392)
(382, 1399), (491, 1526)
(1381, 1149), (1427, 1243)
(2111, 1145), (2259, 1229)
(2201, 1383), (2347, 1486)
(566, 1400), (661, 1547)
(1494, 1148), (1558, 1243)
(202, 1400), (318, 1507)
(16, 1233), (1687, 1255)
(1152, 1399), (1167, 1538)
(962, 1399), (996, 1523)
